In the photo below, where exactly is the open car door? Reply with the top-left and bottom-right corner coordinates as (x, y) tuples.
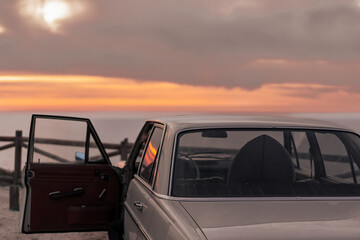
(21, 115), (122, 233)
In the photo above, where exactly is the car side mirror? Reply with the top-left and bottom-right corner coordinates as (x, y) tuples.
(75, 152), (85, 162)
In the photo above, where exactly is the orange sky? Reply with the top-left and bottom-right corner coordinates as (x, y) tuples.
(1, 74), (359, 113)
(1, 1), (360, 113)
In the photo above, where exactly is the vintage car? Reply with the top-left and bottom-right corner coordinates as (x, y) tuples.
(21, 114), (360, 239)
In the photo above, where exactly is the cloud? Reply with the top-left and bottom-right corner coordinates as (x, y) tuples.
(273, 83), (344, 98)
(0, 0), (360, 91)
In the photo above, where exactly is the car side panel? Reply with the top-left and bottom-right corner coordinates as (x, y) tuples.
(124, 209), (146, 240)
(124, 177), (206, 240)
(124, 178), (150, 239)
(24, 163), (121, 232)
(143, 196), (206, 240)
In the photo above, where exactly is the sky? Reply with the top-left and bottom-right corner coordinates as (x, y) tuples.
(0, 0), (360, 112)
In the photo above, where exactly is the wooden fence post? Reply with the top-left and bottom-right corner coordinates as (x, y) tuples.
(10, 130), (22, 211)
(120, 138), (129, 161)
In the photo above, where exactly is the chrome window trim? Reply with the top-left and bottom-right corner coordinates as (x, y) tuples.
(134, 172), (153, 192)
(151, 123), (167, 190)
(168, 126), (360, 196)
(137, 171), (360, 202)
(154, 192), (360, 202)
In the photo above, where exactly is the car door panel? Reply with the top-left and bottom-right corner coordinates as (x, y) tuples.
(26, 163), (120, 231)
(124, 125), (165, 239)
(124, 178), (150, 239)
(22, 115), (122, 233)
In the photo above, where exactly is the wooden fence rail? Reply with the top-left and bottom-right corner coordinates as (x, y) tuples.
(0, 130), (133, 211)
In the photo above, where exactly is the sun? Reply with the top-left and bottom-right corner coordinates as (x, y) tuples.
(0, 25), (5, 34)
(40, 0), (70, 26)
(19, 0), (83, 33)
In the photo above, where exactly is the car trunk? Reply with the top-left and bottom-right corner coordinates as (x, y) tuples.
(180, 199), (360, 240)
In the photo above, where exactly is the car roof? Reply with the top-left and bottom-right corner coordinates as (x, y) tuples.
(149, 114), (352, 132)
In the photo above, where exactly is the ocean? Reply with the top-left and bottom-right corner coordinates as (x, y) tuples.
(0, 112), (359, 171)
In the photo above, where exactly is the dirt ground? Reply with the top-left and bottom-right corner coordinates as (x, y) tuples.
(0, 186), (108, 240)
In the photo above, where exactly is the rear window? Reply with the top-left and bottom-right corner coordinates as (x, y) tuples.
(172, 129), (360, 197)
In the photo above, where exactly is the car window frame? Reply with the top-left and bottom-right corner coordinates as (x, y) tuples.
(287, 130), (322, 179)
(129, 122), (154, 176)
(169, 127), (360, 198)
(27, 114), (110, 165)
(316, 131), (359, 183)
(136, 123), (165, 190)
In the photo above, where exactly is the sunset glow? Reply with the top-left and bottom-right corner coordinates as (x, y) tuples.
(0, 74), (359, 113)
(2, 1), (360, 114)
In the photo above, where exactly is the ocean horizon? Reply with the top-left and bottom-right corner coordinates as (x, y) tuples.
(0, 111), (359, 171)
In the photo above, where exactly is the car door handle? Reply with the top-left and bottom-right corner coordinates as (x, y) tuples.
(49, 187), (85, 200)
(133, 201), (143, 212)
(101, 174), (111, 180)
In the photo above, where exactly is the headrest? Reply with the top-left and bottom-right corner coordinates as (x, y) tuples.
(227, 134), (295, 183)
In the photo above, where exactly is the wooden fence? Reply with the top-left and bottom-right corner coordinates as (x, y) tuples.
(0, 130), (133, 211)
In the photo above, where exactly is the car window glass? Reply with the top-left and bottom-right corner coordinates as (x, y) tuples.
(134, 142), (146, 174)
(132, 125), (154, 174)
(33, 118), (87, 164)
(316, 132), (356, 183)
(342, 133), (360, 183)
(172, 129), (360, 198)
(32, 118), (107, 164)
(174, 130), (283, 185)
(139, 127), (163, 183)
(88, 134), (105, 163)
(291, 132), (312, 173)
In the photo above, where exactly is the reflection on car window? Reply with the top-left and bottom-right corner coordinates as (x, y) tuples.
(291, 132), (313, 175)
(172, 129), (360, 198)
(139, 127), (163, 183)
(316, 132), (356, 183)
(134, 129), (152, 174)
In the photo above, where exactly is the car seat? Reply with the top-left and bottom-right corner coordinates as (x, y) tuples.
(227, 134), (295, 183)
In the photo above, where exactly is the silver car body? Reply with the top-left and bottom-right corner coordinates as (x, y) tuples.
(21, 115), (360, 239)
(124, 115), (360, 240)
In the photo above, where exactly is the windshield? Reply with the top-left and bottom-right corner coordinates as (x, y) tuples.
(172, 129), (360, 197)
